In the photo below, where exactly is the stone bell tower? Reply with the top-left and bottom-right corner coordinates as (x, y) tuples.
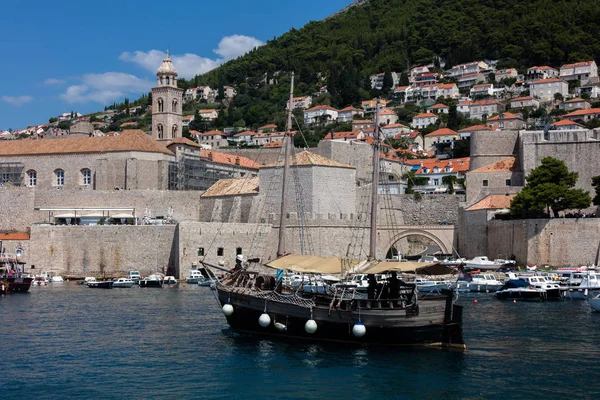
(152, 50), (183, 143)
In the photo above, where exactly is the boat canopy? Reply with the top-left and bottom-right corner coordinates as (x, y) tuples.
(266, 255), (453, 276)
(266, 255), (353, 274)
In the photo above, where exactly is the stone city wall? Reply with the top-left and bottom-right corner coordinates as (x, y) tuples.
(28, 225), (177, 277)
(486, 218), (600, 266)
(0, 187), (36, 232)
(469, 130), (520, 170)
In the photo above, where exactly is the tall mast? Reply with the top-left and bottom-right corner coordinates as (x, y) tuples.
(277, 72), (295, 258)
(368, 99), (381, 260)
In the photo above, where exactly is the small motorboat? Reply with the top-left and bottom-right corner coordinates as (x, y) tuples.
(140, 273), (164, 288)
(495, 279), (546, 301)
(589, 295), (600, 312)
(163, 276), (178, 285)
(466, 256), (506, 271)
(86, 278), (113, 289)
(112, 278), (135, 288)
(516, 274), (563, 299)
(457, 273), (504, 293)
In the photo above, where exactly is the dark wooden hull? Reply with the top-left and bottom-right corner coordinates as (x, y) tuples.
(139, 280), (163, 288)
(87, 281), (113, 289)
(217, 287), (464, 348)
(3, 277), (33, 293)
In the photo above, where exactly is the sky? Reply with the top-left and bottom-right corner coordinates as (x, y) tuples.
(0, 0), (352, 130)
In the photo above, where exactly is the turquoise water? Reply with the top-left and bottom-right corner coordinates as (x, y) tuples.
(1, 284), (599, 399)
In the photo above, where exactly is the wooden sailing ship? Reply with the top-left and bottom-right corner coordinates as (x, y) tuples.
(212, 74), (465, 348)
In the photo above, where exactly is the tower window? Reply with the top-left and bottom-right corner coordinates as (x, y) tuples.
(172, 99), (178, 112)
(55, 169), (65, 186)
(81, 169), (92, 185)
(172, 124), (178, 138)
(482, 179), (488, 187)
(157, 124), (164, 139)
(157, 98), (164, 112)
(217, 247), (224, 256)
(197, 248), (204, 257)
(27, 170), (37, 187)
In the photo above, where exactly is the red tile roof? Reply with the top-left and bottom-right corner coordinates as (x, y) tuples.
(531, 78), (565, 84)
(467, 194), (516, 211)
(324, 131), (362, 140)
(552, 120), (584, 127)
(470, 157), (520, 173)
(564, 108), (600, 117)
(199, 150), (259, 169)
(487, 112), (522, 121)
(426, 128), (459, 137)
(511, 96), (533, 102)
(306, 105), (338, 112)
(413, 113), (437, 119)
(458, 125), (492, 133)
(428, 104), (449, 109)
(561, 61), (595, 69)
(339, 106), (362, 112)
(414, 157), (470, 174)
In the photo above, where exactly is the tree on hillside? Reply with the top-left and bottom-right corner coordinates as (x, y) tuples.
(382, 70), (394, 95)
(402, 171), (429, 194)
(442, 175), (458, 194)
(510, 157), (591, 218)
(447, 104), (459, 130)
(592, 176), (600, 206)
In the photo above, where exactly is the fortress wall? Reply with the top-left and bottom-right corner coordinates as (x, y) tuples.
(218, 148), (286, 166)
(469, 130), (520, 170)
(487, 218), (600, 266)
(520, 129), (600, 195)
(456, 208), (490, 259)
(28, 225), (176, 277)
(0, 187), (36, 231)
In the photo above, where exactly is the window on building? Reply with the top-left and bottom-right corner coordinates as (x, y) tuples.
(506, 179), (511, 186)
(55, 169), (65, 186)
(157, 98), (164, 113)
(197, 247), (204, 257)
(217, 247), (224, 256)
(236, 247), (243, 256)
(433, 179), (439, 185)
(27, 170), (37, 187)
(81, 169), (91, 185)
(483, 179), (489, 187)
(1, 173), (9, 184)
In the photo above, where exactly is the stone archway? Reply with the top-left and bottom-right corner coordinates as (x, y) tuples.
(385, 229), (451, 256)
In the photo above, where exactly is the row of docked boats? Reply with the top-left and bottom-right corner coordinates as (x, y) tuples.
(85, 273), (179, 289)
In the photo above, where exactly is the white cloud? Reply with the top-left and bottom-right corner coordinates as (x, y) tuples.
(119, 34), (263, 79)
(60, 72), (152, 104)
(2, 95), (33, 106)
(44, 78), (65, 85)
(213, 34), (263, 60)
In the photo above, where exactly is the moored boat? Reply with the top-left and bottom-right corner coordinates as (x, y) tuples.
(213, 80), (464, 349)
(140, 273), (164, 288)
(465, 256), (505, 271)
(112, 278), (135, 288)
(495, 279), (546, 301)
(1, 253), (33, 294)
(86, 278), (113, 289)
(457, 273), (504, 293)
(589, 295), (600, 312)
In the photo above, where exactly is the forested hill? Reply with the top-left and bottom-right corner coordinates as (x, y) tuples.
(178, 0), (599, 131)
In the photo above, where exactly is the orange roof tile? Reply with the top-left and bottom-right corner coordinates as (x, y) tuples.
(339, 106), (362, 112)
(382, 123), (408, 129)
(466, 194), (516, 211)
(564, 98), (586, 103)
(306, 104), (338, 112)
(0, 130), (172, 156)
(511, 96), (533, 102)
(167, 137), (200, 148)
(199, 150), (259, 169)
(531, 78), (565, 84)
(262, 151), (355, 169)
(258, 124), (277, 129)
(552, 120), (584, 127)
(324, 131), (362, 140)
(413, 113), (437, 118)
(437, 83), (457, 89)
(564, 108), (600, 117)
(414, 157), (470, 174)
(426, 128), (459, 137)
(487, 112), (521, 121)
(458, 125), (492, 132)
(428, 103), (449, 109)
(561, 61), (595, 69)
(470, 157), (520, 173)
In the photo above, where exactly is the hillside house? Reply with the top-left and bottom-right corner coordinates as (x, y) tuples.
(287, 96), (312, 110)
(323, 131), (365, 142)
(411, 113), (438, 130)
(510, 96), (539, 109)
(424, 128), (459, 149)
(304, 105), (339, 126)
(337, 106), (364, 123)
(447, 61), (488, 78)
(486, 112), (525, 130)
(182, 114), (195, 127)
(550, 120), (585, 130)
(257, 124), (277, 133)
(231, 131), (255, 144)
(409, 66), (429, 82)
(495, 68), (518, 82)
(393, 86), (410, 102)
(469, 100), (503, 120)
(198, 130), (228, 149)
(352, 120), (373, 131)
(530, 78), (569, 102)
(370, 72), (400, 90)
(560, 61), (598, 82)
(562, 108), (600, 122)
(198, 109), (219, 121)
(578, 84), (600, 99)
(379, 109), (398, 125)
(395, 131), (424, 149)
(526, 66), (559, 82)
(411, 157), (470, 193)
(223, 86), (237, 98)
(457, 100), (473, 114)
(361, 99), (388, 112)
(427, 104), (450, 114)
(380, 123), (411, 138)
(559, 98), (591, 111)
(470, 84), (494, 97)
(436, 83), (460, 99)
(413, 72), (440, 87)
(458, 72), (486, 89)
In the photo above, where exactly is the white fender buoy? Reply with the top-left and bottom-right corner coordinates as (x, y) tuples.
(222, 304), (234, 316)
(259, 313), (271, 327)
(305, 319), (317, 334)
(274, 322), (287, 332)
(352, 322), (366, 338)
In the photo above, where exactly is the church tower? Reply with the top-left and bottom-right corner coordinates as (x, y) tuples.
(152, 51), (183, 143)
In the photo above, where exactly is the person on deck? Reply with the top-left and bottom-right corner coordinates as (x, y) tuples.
(367, 274), (377, 299)
(388, 272), (401, 299)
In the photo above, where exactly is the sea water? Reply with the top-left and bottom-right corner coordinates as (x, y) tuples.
(1, 284), (599, 399)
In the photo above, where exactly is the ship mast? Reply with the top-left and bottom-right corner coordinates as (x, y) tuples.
(368, 99), (381, 260)
(277, 72), (295, 258)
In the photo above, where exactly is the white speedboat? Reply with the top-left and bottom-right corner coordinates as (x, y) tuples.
(516, 275), (563, 299)
(164, 276), (178, 285)
(414, 278), (453, 294)
(457, 273), (504, 293)
(186, 269), (207, 284)
(139, 273), (164, 288)
(113, 278), (135, 288)
(465, 256), (505, 271)
(495, 279), (547, 301)
(560, 271), (600, 299)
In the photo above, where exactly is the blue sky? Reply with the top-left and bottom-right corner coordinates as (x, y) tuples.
(0, 0), (351, 130)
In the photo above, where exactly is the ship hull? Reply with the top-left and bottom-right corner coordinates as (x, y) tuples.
(3, 277), (33, 293)
(217, 288), (464, 348)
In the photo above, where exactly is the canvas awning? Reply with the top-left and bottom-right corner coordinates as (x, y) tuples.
(363, 261), (455, 276)
(266, 255), (355, 274)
